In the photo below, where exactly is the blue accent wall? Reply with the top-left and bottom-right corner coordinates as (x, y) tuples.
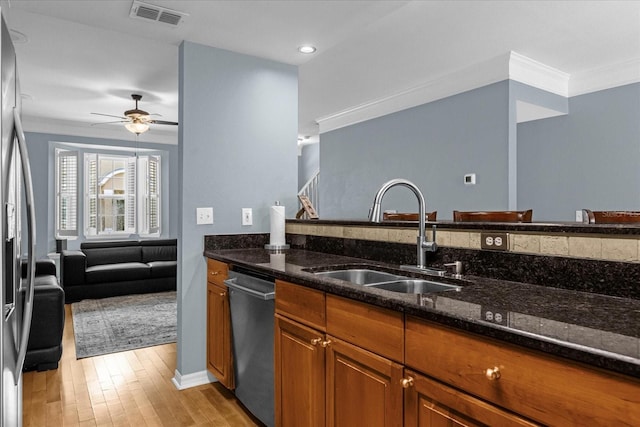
(518, 83), (640, 221)
(24, 131), (178, 260)
(319, 81), (510, 220)
(318, 81), (638, 223)
(177, 42), (297, 376)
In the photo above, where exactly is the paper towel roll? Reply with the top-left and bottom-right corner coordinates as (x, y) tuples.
(269, 204), (286, 246)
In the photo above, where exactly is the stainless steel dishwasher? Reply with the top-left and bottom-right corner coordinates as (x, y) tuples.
(225, 270), (275, 427)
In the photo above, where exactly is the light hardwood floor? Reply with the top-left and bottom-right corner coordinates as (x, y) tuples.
(23, 305), (262, 426)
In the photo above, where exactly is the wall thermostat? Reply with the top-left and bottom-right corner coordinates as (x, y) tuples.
(464, 173), (476, 185)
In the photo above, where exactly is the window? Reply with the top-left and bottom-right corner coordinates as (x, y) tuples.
(55, 147), (162, 238)
(55, 149), (78, 237)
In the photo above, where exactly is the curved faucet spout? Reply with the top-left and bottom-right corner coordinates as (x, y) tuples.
(369, 178), (437, 268)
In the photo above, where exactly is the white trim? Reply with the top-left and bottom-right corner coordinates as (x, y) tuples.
(508, 51), (570, 97)
(171, 369), (215, 390)
(316, 53), (510, 134)
(569, 58), (640, 97)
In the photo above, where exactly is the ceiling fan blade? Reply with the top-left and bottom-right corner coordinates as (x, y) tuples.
(90, 120), (128, 126)
(150, 120), (179, 126)
(91, 112), (128, 120)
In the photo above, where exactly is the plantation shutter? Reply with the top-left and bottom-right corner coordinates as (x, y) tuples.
(125, 156), (137, 232)
(85, 153), (97, 236)
(55, 149), (78, 237)
(147, 155), (160, 234)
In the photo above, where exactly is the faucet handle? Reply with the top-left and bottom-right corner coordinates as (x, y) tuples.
(443, 261), (463, 276)
(421, 225), (438, 252)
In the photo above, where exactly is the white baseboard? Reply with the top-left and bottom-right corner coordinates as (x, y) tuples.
(171, 369), (216, 390)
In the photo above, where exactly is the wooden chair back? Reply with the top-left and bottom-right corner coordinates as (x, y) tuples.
(382, 211), (437, 221)
(452, 209), (533, 223)
(582, 209), (640, 224)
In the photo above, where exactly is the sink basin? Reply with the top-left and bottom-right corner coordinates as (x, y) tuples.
(367, 279), (461, 294)
(314, 269), (402, 285)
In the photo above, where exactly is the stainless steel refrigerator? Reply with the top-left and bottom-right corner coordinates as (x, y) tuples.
(0, 11), (37, 427)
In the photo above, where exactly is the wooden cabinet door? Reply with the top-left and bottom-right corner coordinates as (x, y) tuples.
(275, 314), (326, 427)
(404, 370), (539, 427)
(206, 282), (234, 389)
(326, 336), (404, 427)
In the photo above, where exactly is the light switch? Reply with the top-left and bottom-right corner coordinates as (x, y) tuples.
(242, 208), (253, 226)
(196, 207), (213, 225)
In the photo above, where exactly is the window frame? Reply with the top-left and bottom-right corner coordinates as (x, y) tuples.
(54, 144), (164, 240)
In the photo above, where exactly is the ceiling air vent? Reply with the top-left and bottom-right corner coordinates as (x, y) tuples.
(129, 1), (188, 26)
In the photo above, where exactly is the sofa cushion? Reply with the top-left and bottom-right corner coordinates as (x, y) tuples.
(83, 246), (142, 267)
(147, 260), (177, 278)
(85, 262), (150, 284)
(142, 244), (176, 263)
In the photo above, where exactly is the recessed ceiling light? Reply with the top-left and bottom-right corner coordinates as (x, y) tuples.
(298, 45), (316, 54)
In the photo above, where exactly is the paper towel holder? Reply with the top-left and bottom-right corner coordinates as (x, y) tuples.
(265, 201), (291, 251)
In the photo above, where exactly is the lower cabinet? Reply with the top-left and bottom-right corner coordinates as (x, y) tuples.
(206, 259), (234, 390)
(275, 314), (325, 427)
(403, 369), (538, 427)
(275, 314), (403, 427)
(326, 336), (404, 427)
(271, 278), (640, 427)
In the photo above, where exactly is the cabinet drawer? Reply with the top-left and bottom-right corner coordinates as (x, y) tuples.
(276, 280), (326, 330)
(405, 316), (640, 426)
(207, 258), (229, 286)
(326, 295), (403, 363)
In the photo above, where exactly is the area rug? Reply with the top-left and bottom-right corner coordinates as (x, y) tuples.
(71, 291), (177, 359)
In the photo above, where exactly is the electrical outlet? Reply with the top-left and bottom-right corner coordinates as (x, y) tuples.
(480, 232), (509, 251)
(196, 207), (213, 225)
(242, 208), (252, 226)
(481, 306), (509, 325)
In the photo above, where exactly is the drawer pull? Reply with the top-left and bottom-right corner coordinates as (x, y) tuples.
(320, 339), (332, 348)
(400, 377), (414, 388)
(210, 271), (220, 276)
(310, 337), (322, 346)
(485, 366), (501, 381)
(219, 292), (226, 297)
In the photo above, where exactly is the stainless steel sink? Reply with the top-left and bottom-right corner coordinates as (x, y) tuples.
(314, 269), (402, 285)
(366, 279), (461, 294)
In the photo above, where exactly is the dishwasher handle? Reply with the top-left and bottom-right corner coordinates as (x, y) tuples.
(225, 278), (275, 300)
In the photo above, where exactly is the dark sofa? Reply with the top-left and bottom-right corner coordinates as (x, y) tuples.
(23, 259), (65, 371)
(61, 239), (177, 303)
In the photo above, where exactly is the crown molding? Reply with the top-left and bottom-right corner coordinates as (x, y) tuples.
(569, 58), (640, 96)
(508, 51), (570, 97)
(316, 53), (510, 134)
(316, 51), (639, 135)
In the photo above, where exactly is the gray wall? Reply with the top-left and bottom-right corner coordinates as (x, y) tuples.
(518, 83), (640, 221)
(319, 81), (510, 220)
(178, 42), (297, 377)
(298, 142), (319, 191)
(25, 131), (178, 260)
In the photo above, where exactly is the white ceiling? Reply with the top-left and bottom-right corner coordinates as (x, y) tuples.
(4, 0), (640, 145)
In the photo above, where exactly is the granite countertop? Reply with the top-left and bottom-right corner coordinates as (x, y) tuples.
(204, 247), (640, 379)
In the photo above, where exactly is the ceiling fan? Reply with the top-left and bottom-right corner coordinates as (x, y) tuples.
(91, 94), (178, 134)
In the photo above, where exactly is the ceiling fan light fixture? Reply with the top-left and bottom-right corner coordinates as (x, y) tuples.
(125, 121), (150, 135)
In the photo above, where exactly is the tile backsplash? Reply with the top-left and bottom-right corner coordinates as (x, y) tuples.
(286, 222), (640, 263)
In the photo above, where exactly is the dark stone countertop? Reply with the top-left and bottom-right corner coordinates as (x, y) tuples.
(204, 247), (640, 379)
